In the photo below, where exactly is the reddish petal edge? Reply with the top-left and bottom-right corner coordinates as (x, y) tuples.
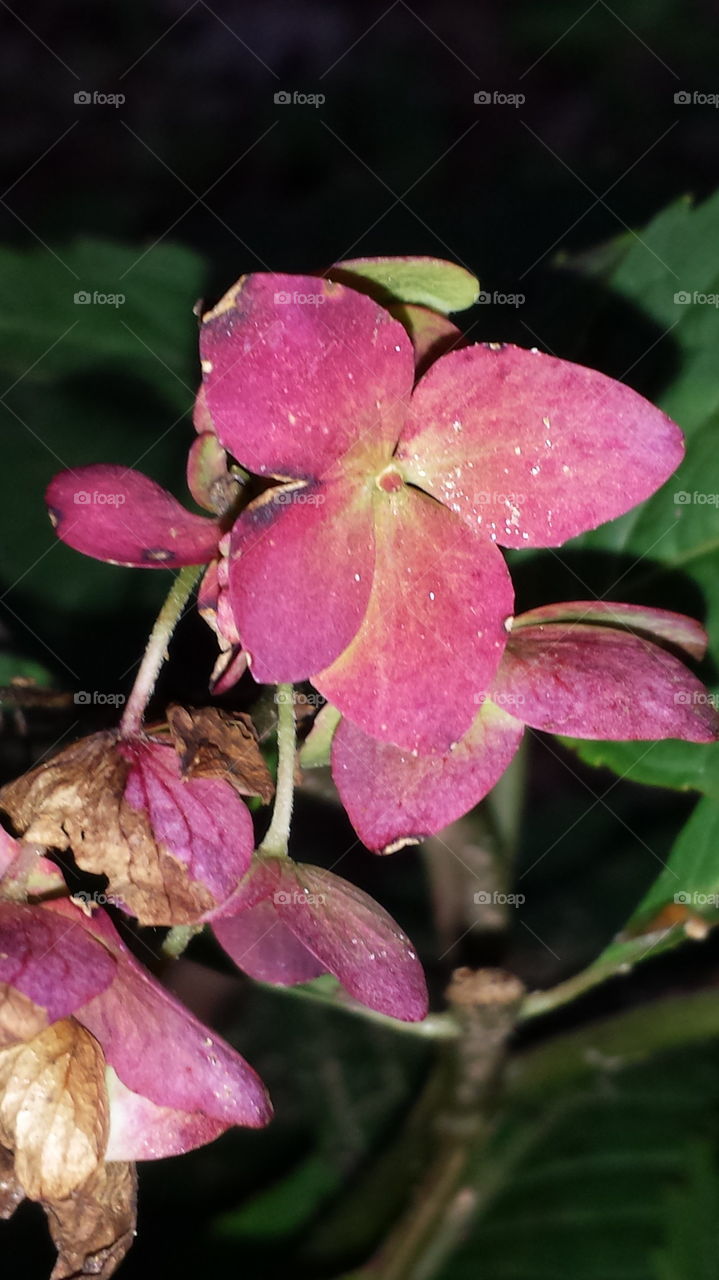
(332, 701), (525, 851)
(513, 601), (709, 661)
(46, 465), (220, 568)
(494, 623), (719, 742)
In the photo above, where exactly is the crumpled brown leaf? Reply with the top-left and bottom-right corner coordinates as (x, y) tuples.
(166, 703), (274, 803)
(45, 1160), (137, 1280)
(0, 982), (48, 1050)
(0, 1141), (23, 1219)
(0, 732), (217, 925)
(0, 1019), (108, 1201)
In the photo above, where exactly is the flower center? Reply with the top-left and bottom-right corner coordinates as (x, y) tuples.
(375, 464), (405, 493)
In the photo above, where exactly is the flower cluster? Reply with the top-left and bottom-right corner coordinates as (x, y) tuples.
(2, 255), (716, 1275)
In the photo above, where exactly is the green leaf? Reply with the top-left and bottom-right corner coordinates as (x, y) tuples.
(651, 1142), (719, 1280)
(214, 1153), (337, 1240)
(328, 256), (480, 313)
(439, 1042), (719, 1280)
(522, 797), (719, 1020)
(562, 191), (719, 795)
(0, 238), (205, 409)
(633, 796), (719, 926)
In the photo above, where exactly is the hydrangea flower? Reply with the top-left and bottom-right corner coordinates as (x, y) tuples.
(210, 853), (428, 1022)
(328, 602), (719, 851)
(45, 259), (683, 753)
(0, 830), (271, 1278)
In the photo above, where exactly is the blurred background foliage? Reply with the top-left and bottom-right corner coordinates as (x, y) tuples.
(1, 2), (719, 1276)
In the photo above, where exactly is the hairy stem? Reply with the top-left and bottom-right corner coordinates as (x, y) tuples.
(119, 566), (202, 737)
(258, 685), (296, 856)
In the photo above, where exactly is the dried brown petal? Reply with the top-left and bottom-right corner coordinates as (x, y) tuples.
(166, 703), (274, 803)
(0, 1142), (23, 1219)
(45, 1159), (137, 1280)
(0, 1019), (108, 1200)
(0, 982), (48, 1050)
(0, 732), (220, 925)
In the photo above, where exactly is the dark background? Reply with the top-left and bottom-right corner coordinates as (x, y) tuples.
(1, 3), (719, 1276)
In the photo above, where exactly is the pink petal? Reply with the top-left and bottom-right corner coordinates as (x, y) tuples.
(192, 384), (214, 434)
(105, 1070), (230, 1161)
(493, 623), (719, 741)
(513, 601), (709, 661)
(398, 344), (684, 547)
(120, 739), (254, 911)
(273, 862), (428, 1021)
(0, 826), (20, 877)
(46, 466), (220, 567)
(0, 901), (116, 1020)
(314, 486), (513, 752)
(327, 257), (480, 313)
(212, 898), (326, 986)
(200, 273), (414, 478)
(73, 908), (272, 1132)
(228, 473), (375, 683)
(390, 303), (464, 378)
(332, 703), (525, 851)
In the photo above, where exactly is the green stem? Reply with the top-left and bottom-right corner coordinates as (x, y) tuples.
(258, 684), (296, 856)
(119, 566), (202, 737)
